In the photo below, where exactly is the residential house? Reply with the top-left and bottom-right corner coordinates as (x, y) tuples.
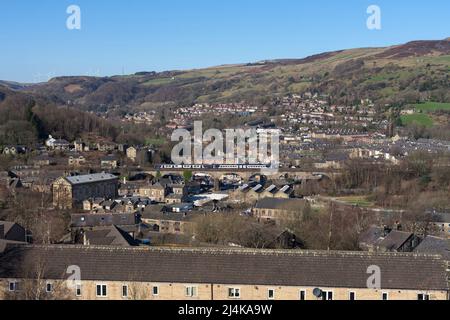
(141, 206), (196, 234)
(68, 154), (86, 167)
(70, 212), (137, 230)
(359, 226), (420, 253)
(358, 226), (386, 252)
(165, 194), (184, 204)
(1, 246), (448, 300)
(126, 147), (151, 164)
(74, 140), (88, 152)
(414, 236), (450, 261)
(97, 142), (117, 152)
(0, 222), (27, 243)
(252, 198), (309, 223)
(101, 155), (119, 170)
(377, 230), (419, 253)
(138, 182), (168, 203)
(83, 226), (138, 247)
(429, 212), (450, 238)
(46, 135), (70, 151)
(0, 221), (28, 253)
(2, 146), (27, 156)
(32, 155), (56, 167)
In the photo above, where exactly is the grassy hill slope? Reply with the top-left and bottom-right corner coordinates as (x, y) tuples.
(5, 38), (450, 112)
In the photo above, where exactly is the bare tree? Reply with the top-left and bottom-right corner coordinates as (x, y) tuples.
(4, 252), (71, 300)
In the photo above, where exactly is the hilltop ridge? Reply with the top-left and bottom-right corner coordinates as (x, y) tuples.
(1, 37), (449, 111)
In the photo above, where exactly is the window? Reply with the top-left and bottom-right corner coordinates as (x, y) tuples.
(382, 292), (389, 301)
(299, 290), (306, 301)
(122, 285), (128, 298)
(349, 292), (356, 301)
(322, 291), (333, 300)
(75, 284), (82, 297)
(185, 286), (198, 297)
(152, 286), (159, 296)
(96, 284), (107, 297)
(46, 282), (53, 293)
(268, 289), (275, 300)
(228, 288), (241, 299)
(418, 294), (430, 301)
(8, 281), (18, 292)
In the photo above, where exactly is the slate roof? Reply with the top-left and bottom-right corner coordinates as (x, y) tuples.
(0, 246), (447, 291)
(101, 155), (118, 161)
(70, 213), (137, 228)
(65, 173), (118, 185)
(0, 221), (26, 242)
(358, 226), (384, 247)
(141, 209), (199, 222)
(414, 236), (450, 261)
(254, 198), (307, 211)
(430, 212), (450, 223)
(0, 240), (27, 254)
(0, 222), (15, 239)
(378, 230), (414, 251)
(84, 226), (138, 247)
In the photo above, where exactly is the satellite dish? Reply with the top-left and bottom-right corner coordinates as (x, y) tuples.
(313, 288), (323, 298)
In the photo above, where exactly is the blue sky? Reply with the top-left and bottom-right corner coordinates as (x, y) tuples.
(1, 0), (449, 83)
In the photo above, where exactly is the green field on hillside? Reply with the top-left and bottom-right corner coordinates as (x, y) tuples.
(335, 196), (375, 207)
(145, 137), (167, 146)
(413, 102), (450, 112)
(401, 114), (434, 127)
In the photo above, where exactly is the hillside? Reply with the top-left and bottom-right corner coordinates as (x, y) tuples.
(0, 86), (121, 147)
(6, 38), (450, 113)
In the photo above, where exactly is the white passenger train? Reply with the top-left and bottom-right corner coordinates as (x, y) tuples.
(156, 164), (271, 170)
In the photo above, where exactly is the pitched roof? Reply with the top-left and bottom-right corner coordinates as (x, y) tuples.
(141, 209), (199, 222)
(358, 226), (384, 246)
(414, 236), (450, 261)
(254, 198), (307, 210)
(0, 222), (15, 238)
(70, 213), (137, 228)
(378, 230), (414, 251)
(0, 246), (447, 291)
(0, 240), (27, 254)
(84, 226), (138, 247)
(0, 221), (26, 242)
(101, 155), (118, 161)
(143, 182), (165, 190)
(430, 212), (450, 223)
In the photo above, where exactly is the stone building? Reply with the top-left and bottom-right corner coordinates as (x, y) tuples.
(126, 147), (152, 165)
(252, 198), (308, 223)
(1, 246), (448, 300)
(68, 155), (86, 167)
(138, 182), (167, 203)
(52, 173), (119, 209)
(101, 155), (119, 169)
(141, 206), (196, 234)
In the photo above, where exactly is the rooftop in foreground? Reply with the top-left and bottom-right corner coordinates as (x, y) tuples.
(0, 245), (448, 291)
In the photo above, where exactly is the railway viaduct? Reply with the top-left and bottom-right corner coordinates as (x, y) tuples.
(145, 167), (335, 181)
